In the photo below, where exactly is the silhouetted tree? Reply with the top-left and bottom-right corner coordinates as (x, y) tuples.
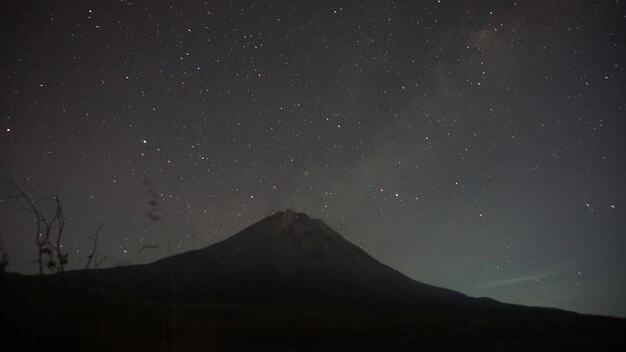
(47, 195), (68, 272)
(6, 178), (67, 274)
(5, 177), (105, 275)
(81, 225), (107, 270)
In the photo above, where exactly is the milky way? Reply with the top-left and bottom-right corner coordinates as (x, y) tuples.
(1, 1), (625, 317)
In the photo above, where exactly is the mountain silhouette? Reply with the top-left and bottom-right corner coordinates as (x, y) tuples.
(8, 210), (489, 308)
(5, 210), (626, 351)
(7, 209), (597, 318)
(62, 210), (472, 307)
(145, 210), (478, 306)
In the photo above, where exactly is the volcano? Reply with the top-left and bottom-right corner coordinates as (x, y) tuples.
(71, 210), (479, 308)
(5, 210), (626, 351)
(165, 210), (482, 305)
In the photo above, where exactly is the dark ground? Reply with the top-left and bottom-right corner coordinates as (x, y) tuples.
(2, 282), (625, 352)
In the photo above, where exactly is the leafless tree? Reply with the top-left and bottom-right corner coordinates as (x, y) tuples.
(6, 178), (67, 274)
(5, 178), (108, 277)
(47, 194), (67, 272)
(82, 225), (107, 270)
(77, 225), (108, 282)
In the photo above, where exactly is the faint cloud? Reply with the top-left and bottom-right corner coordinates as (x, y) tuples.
(470, 261), (577, 290)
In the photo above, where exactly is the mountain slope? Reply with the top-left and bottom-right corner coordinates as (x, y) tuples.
(143, 210), (472, 306)
(38, 210), (469, 307)
(6, 210), (626, 352)
(9, 210), (509, 311)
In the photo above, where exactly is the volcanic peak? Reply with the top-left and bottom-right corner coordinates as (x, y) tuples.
(272, 209), (316, 234)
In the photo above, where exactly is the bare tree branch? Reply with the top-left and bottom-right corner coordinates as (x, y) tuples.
(83, 226), (102, 271)
(5, 178), (70, 274)
(94, 255), (107, 268)
(6, 177), (108, 279)
(5, 177), (46, 275)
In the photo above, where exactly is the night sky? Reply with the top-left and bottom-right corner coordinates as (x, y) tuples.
(1, 1), (625, 317)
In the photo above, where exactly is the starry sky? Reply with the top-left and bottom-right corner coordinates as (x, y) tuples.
(1, 0), (625, 317)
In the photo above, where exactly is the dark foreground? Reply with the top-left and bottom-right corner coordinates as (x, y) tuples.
(2, 286), (625, 352)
